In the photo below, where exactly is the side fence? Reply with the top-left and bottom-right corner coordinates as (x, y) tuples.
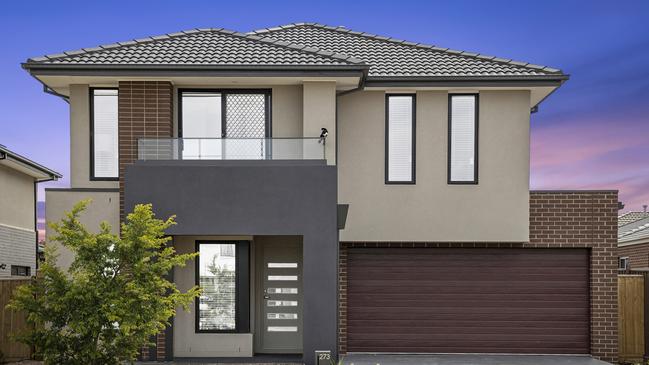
(0, 279), (32, 362)
(619, 273), (648, 363)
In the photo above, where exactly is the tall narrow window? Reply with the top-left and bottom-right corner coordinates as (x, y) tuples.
(196, 241), (249, 333)
(91, 89), (118, 179)
(385, 94), (415, 184)
(449, 94), (478, 184)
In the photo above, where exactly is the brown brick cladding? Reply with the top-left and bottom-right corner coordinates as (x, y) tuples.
(619, 241), (649, 270)
(118, 81), (173, 219)
(118, 81), (173, 362)
(339, 191), (618, 363)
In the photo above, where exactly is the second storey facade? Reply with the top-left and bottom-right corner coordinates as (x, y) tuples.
(28, 24), (618, 364)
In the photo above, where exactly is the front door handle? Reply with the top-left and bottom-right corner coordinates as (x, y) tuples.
(264, 295), (270, 300)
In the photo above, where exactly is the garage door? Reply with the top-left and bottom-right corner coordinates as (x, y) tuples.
(347, 248), (589, 354)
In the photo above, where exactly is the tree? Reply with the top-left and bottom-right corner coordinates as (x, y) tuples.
(7, 200), (200, 365)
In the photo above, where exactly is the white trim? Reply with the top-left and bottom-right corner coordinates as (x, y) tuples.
(0, 223), (36, 233)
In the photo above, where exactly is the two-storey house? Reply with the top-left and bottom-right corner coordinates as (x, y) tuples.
(27, 23), (618, 364)
(0, 145), (61, 279)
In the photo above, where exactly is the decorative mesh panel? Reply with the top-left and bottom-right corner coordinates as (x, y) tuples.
(225, 94), (267, 159)
(226, 94), (267, 138)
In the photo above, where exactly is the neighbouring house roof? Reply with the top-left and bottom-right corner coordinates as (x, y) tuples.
(22, 28), (366, 71)
(618, 211), (649, 227)
(0, 144), (62, 181)
(22, 23), (566, 82)
(249, 23), (566, 80)
(619, 215), (649, 244)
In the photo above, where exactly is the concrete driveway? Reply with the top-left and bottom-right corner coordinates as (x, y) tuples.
(340, 354), (612, 365)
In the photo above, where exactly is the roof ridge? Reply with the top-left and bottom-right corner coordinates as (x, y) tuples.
(26, 27), (367, 66)
(249, 22), (564, 75)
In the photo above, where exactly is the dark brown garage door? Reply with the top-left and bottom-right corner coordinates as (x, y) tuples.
(347, 248), (590, 354)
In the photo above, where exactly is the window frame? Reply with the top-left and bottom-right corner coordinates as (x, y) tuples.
(618, 256), (630, 271)
(11, 265), (31, 276)
(447, 93), (479, 185)
(89, 87), (120, 181)
(385, 93), (416, 185)
(178, 89), (272, 139)
(194, 240), (250, 334)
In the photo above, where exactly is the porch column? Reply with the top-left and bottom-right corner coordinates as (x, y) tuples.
(303, 81), (336, 164)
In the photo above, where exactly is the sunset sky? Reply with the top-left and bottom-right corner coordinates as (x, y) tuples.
(1, 0), (648, 235)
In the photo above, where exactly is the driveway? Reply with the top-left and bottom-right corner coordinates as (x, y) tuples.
(340, 354), (612, 365)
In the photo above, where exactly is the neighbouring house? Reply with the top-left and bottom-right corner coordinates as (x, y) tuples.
(24, 23), (619, 364)
(618, 208), (649, 271)
(0, 144), (61, 279)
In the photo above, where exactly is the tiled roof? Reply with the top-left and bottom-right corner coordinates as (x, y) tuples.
(24, 24), (566, 81)
(250, 23), (565, 78)
(619, 211), (649, 227)
(619, 216), (649, 243)
(24, 28), (365, 67)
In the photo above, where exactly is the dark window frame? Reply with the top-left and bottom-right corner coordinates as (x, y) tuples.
(11, 265), (31, 276)
(89, 87), (120, 181)
(178, 89), (272, 139)
(194, 240), (250, 334)
(618, 256), (629, 271)
(385, 93), (416, 185)
(447, 93), (479, 185)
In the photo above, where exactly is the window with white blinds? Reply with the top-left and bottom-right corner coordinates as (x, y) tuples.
(91, 89), (119, 179)
(449, 95), (478, 183)
(386, 95), (415, 183)
(198, 243), (237, 331)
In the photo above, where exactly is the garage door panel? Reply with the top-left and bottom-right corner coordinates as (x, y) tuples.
(349, 299), (589, 309)
(346, 248), (590, 354)
(349, 318), (588, 326)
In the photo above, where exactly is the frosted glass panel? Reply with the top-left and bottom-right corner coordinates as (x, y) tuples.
(450, 95), (477, 182)
(92, 89), (118, 178)
(387, 95), (414, 182)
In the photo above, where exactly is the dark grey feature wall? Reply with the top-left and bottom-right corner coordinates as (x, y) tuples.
(124, 160), (338, 365)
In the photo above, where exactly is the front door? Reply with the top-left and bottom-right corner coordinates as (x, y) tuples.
(255, 237), (303, 354)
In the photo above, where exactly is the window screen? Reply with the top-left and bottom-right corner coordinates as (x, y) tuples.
(92, 89), (118, 178)
(386, 95), (415, 183)
(198, 243), (236, 331)
(449, 95), (478, 183)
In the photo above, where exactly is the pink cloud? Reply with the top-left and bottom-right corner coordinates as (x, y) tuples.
(531, 113), (649, 212)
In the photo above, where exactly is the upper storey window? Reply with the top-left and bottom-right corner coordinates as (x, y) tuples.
(448, 94), (478, 184)
(179, 90), (270, 160)
(385, 94), (416, 184)
(91, 89), (119, 180)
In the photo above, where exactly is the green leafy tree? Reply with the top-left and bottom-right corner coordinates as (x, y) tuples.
(7, 200), (200, 365)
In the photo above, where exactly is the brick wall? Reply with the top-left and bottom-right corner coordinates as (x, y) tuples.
(619, 241), (649, 270)
(118, 81), (173, 218)
(339, 191), (619, 363)
(118, 81), (173, 362)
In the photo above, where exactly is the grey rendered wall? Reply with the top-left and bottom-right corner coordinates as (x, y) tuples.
(0, 164), (35, 230)
(69, 85), (119, 189)
(124, 160), (338, 365)
(45, 189), (120, 270)
(337, 90), (530, 242)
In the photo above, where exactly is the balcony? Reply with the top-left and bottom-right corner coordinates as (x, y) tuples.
(137, 138), (326, 161)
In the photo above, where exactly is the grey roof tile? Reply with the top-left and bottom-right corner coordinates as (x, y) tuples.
(25, 23), (565, 78)
(26, 28), (363, 67)
(249, 23), (565, 77)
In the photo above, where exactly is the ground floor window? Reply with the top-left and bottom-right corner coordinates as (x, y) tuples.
(11, 265), (30, 276)
(195, 241), (249, 333)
